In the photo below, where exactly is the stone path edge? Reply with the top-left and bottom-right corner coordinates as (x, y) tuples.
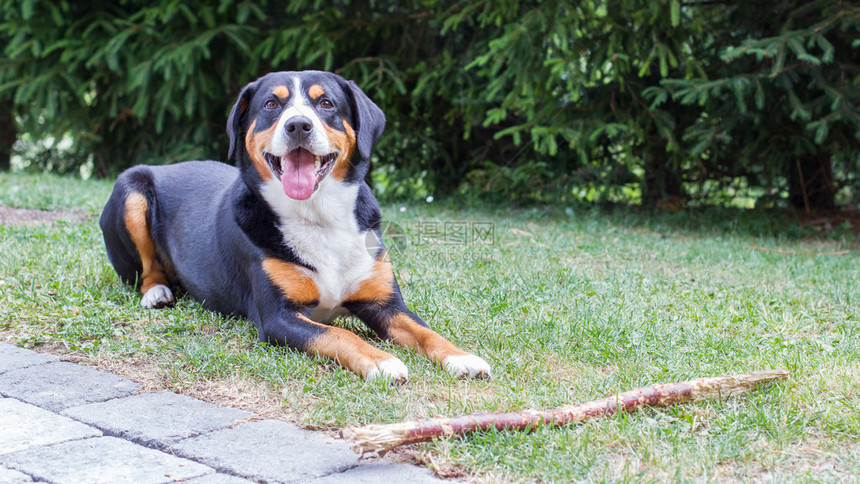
(0, 342), (449, 484)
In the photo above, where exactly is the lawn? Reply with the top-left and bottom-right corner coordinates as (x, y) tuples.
(1, 171), (859, 482)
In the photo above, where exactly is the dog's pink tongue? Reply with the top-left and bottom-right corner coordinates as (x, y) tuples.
(281, 148), (316, 200)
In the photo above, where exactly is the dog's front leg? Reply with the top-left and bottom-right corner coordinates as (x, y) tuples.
(258, 310), (408, 382)
(343, 262), (491, 379)
(256, 258), (408, 382)
(347, 303), (491, 379)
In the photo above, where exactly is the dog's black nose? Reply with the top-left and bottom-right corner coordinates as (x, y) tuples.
(284, 116), (313, 138)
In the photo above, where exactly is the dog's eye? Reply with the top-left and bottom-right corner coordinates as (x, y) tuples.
(264, 100), (278, 110)
(319, 99), (334, 109)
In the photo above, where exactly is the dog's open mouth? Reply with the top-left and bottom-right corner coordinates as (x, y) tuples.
(264, 148), (338, 200)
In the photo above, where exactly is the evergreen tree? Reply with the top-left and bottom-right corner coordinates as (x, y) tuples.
(647, 0), (860, 210)
(1, 1), (857, 209)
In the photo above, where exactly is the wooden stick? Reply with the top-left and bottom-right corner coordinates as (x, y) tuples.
(341, 369), (789, 455)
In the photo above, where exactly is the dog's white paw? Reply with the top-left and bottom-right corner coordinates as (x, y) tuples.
(140, 284), (174, 309)
(366, 357), (409, 383)
(444, 354), (492, 379)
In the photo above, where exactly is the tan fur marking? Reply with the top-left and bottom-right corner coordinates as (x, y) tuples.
(387, 313), (468, 366)
(344, 257), (394, 304)
(272, 85), (289, 99)
(308, 84), (325, 100)
(262, 258), (320, 305)
(245, 119), (276, 181)
(123, 193), (168, 293)
(302, 315), (395, 378)
(327, 120), (357, 181)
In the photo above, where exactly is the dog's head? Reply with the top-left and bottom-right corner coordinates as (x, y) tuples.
(227, 71), (385, 200)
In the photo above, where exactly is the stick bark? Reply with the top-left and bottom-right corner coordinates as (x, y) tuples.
(341, 369), (789, 455)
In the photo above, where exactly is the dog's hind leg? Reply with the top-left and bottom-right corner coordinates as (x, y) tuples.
(101, 175), (175, 310)
(121, 192), (174, 309)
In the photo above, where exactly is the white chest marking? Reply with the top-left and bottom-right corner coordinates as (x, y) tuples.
(260, 178), (375, 321)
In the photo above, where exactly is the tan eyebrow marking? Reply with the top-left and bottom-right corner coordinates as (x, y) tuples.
(272, 85), (289, 99)
(308, 84), (325, 100)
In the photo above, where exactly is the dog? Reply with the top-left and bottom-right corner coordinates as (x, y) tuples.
(99, 71), (491, 382)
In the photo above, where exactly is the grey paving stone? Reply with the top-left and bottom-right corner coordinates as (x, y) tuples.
(0, 436), (213, 484)
(0, 343), (57, 374)
(308, 463), (446, 483)
(0, 466), (33, 483)
(170, 420), (357, 483)
(61, 391), (251, 449)
(0, 361), (140, 411)
(184, 473), (256, 483)
(0, 398), (101, 455)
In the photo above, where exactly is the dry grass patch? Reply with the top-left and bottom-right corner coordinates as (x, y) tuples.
(0, 206), (90, 226)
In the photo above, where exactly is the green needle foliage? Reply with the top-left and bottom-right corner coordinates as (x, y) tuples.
(1, 1), (858, 208)
(645, 1), (860, 211)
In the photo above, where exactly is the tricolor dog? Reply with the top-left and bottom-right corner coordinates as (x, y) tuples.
(99, 71), (491, 382)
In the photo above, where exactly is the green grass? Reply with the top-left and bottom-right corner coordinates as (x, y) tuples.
(2, 171), (859, 482)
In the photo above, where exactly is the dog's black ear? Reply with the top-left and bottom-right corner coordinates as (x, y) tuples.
(226, 80), (259, 161)
(345, 80), (386, 160)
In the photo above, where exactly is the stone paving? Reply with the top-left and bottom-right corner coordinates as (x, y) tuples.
(0, 343), (447, 484)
